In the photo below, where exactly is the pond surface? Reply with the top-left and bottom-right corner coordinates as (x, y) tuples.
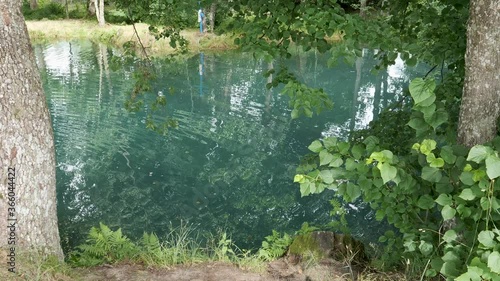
(35, 41), (424, 252)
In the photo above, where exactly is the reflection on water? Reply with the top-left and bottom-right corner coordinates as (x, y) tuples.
(35, 41), (424, 252)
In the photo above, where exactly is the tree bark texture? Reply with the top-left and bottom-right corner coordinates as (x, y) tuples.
(0, 0), (63, 259)
(457, 0), (500, 147)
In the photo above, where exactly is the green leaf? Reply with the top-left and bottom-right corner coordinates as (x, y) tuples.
(409, 78), (436, 105)
(440, 146), (457, 164)
(319, 150), (334, 166)
(485, 155), (500, 179)
(426, 108), (448, 129)
(442, 230), (457, 243)
(329, 154), (344, 167)
(300, 182), (311, 196)
(323, 137), (337, 149)
(417, 195), (435, 210)
(487, 251), (500, 274)
(419, 241), (434, 256)
(421, 166), (442, 182)
(293, 174), (306, 183)
(320, 170), (334, 184)
(459, 171), (475, 186)
(456, 266), (484, 281)
(436, 194), (453, 206)
(440, 261), (460, 278)
(351, 144), (364, 160)
(467, 145), (493, 163)
(478, 230), (496, 248)
(420, 139), (437, 155)
(441, 205), (456, 221)
(346, 182), (361, 202)
(380, 162), (397, 184)
(459, 188), (476, 201)
(308, 140), (323, 153)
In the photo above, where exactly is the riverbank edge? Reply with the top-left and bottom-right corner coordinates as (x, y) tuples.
(26, 19), (238, 56)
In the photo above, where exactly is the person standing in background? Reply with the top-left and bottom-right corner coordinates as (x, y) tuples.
(198, 8), (205, 34)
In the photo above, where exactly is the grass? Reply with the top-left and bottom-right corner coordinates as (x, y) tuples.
(25, 19), (237, 57)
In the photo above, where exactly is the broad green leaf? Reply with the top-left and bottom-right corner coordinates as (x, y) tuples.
(320, 170), (334, 184)
(380, 162), (397, 184)
(440, 261), (460, 278)
(300, 182), (311, 196)
(425, 109), (448, 129)
(456, 267), (483, 281)
(441, 205), (456, 221)
(485, 155), (500, 179)
(291, 109), (299, 119)
(459, 188), (476, 201)
(435, 194), (452, 206)
(409, 78), (436, 105)
(323, 137), (337, 149)
(440, 146), (457, 164)
(442, 230), (457, 243)
(408, 117), (428, 132)
(417, 195), (435, 210)
(293, 174), (306, 183)
(319, 150), (334, 166)
(487, 251), (500, 274)
(351, 144), (364, 160)
(420, 139), (437, 155)
(422, 166), (442, 182)
(308, 140), (323, 153)
(467, 145), (493, 163)
(478, 230), (496, 248)
(329, 154), (344, 167)
(419, 241), (433, 256)
(346, 182), (361, 202)
(459, 171), (475, 186)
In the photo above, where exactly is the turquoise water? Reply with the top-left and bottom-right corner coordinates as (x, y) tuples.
(35, 41), (423, 252)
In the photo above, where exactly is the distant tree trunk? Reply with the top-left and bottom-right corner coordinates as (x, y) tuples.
(359, 0), (367, 18)
(30, 0), (38, 10)
(94, 0), (105, 26)
(209, 3), (216, 32)
(0, 0), (64, 260)
(457, 0), (500, 147)
(65, 0), (69, 19)
(88, 0), (96, 16)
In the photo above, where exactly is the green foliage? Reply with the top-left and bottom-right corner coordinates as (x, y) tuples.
(295, 77), (500, 279)
(22, 2), (65, 20)
(70, 222), (138, 266)
(257, 230), (293, 261)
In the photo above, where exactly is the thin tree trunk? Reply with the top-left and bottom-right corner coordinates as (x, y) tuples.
(88, 0), (96, 16)
(30, 0), (38, 10)
(209, 3), (216, 33)
(360, 0), (367, 18)
(457, 0), (500, 147)
(0, 0), (63, 260)
(98, 0), (105, 26)
(65, 0), (69, 19)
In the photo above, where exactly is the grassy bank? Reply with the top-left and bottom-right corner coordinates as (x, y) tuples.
(26, 19), (238, 56)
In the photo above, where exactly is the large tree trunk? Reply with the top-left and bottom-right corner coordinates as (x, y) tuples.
(0, 0), (64, 261)
(457, 0), (500, 147)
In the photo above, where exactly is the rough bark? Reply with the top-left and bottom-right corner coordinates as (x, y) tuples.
(0, 0), (63, 260)
(29, 0), (38, 10)
(457, 0), (500, 147)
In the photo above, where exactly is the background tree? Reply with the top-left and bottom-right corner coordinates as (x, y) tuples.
(0, 0), (63, 259)
(457, 0), (500, 147)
